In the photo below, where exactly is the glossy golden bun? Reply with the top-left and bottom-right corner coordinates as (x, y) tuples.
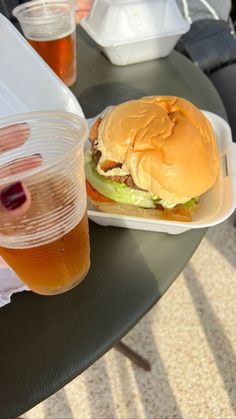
(98, 96), (220, 205)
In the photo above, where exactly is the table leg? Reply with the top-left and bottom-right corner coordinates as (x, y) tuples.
(115, 341), (151, 371)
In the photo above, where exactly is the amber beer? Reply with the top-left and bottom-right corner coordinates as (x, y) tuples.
(0, 112), (89, 296)
(27, 30), (76, 87)
(0, 213), (90, 295)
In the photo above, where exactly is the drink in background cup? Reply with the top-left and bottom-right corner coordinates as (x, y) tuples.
(13, 0), (77, 87)
(27, 31), (76, 87)
(0, 112), (90, 295)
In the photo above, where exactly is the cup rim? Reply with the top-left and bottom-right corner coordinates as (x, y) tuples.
(0, 111), (88, 186)
(12, 0), (76, 21)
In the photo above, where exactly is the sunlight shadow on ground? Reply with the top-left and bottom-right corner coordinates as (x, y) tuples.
(184, 263), (236, 414)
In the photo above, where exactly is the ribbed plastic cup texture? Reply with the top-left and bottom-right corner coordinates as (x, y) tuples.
(0, 111), (90, 295)
(13, 0), (77, 86)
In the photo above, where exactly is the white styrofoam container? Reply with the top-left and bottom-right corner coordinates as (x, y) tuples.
(0, 13), (84, 118)
(80, 0), (190, 66)
(86, 111), (236, 234)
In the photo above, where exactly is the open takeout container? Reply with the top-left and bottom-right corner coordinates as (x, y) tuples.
(0, 13), (83, 118)
(86, 110), (236, 234)
(80, 0), (190, 66)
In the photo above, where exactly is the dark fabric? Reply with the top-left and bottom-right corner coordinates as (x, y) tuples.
(0, 0), (27, 26)
(209, 64), (236, 141)
(0, 0), (18, 20)
(175, 18), (236, 142)
(175, 19), (236, 74)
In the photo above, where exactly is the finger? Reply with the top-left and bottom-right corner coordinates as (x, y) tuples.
(75, 0), (92, 23)
(75, 0), (92, 10)
(0, 154), (43, 178)
(0, 124), (31, 153)
(0, 182), (31, 222)
(76, 10), (89, 21)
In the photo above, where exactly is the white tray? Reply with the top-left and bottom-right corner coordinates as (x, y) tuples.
(86, 111), (236, 234)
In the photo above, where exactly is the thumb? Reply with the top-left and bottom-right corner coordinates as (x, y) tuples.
(0, 182), (31, 223)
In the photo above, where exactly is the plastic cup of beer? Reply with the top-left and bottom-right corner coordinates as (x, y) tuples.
(13, 0), (77, 87)
(0, 111), (90, 295)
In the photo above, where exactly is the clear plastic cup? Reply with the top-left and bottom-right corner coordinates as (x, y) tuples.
(0, 111), (90, 295)
(13, 0), (77, 87)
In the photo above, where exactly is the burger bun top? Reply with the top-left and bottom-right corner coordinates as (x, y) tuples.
(97, 96), (220, 205)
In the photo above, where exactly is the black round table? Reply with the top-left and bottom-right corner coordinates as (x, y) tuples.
(0, 27), (227, 418)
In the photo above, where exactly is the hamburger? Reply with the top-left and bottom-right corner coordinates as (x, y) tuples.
(85, 96), (220, 222)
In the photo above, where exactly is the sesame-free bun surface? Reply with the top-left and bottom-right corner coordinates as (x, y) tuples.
(98, 96), (220, 204)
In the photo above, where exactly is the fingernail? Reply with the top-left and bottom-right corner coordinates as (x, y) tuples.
(0, 182), (27, 210)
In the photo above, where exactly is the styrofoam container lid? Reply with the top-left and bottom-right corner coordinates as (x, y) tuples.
(0, 13), (84, 118)
(81, 0), (190, 47)
(85, 109), (236, 235)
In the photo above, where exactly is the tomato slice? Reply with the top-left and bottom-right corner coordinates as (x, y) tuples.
(100, 160), (120, 171)
(86, 180), (113, 203)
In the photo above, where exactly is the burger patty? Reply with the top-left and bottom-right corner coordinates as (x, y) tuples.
(108, 174), (138, 189)
(92, 145), (138, 188)
(89, 118), (141, 190)
(91, 140), (101, 164)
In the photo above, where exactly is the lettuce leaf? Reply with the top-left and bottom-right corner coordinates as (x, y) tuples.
(85, 153), (197, 210)
(85, 153), (157, 208)
(183, 197), (198, 209)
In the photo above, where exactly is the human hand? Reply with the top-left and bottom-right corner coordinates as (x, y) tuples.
(0, 124), (42, 222)
(75, 0), (93, 24)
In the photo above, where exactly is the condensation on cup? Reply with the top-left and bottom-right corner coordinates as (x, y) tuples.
(0, 112), (90, 295)
(13, 0), (77, 87)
